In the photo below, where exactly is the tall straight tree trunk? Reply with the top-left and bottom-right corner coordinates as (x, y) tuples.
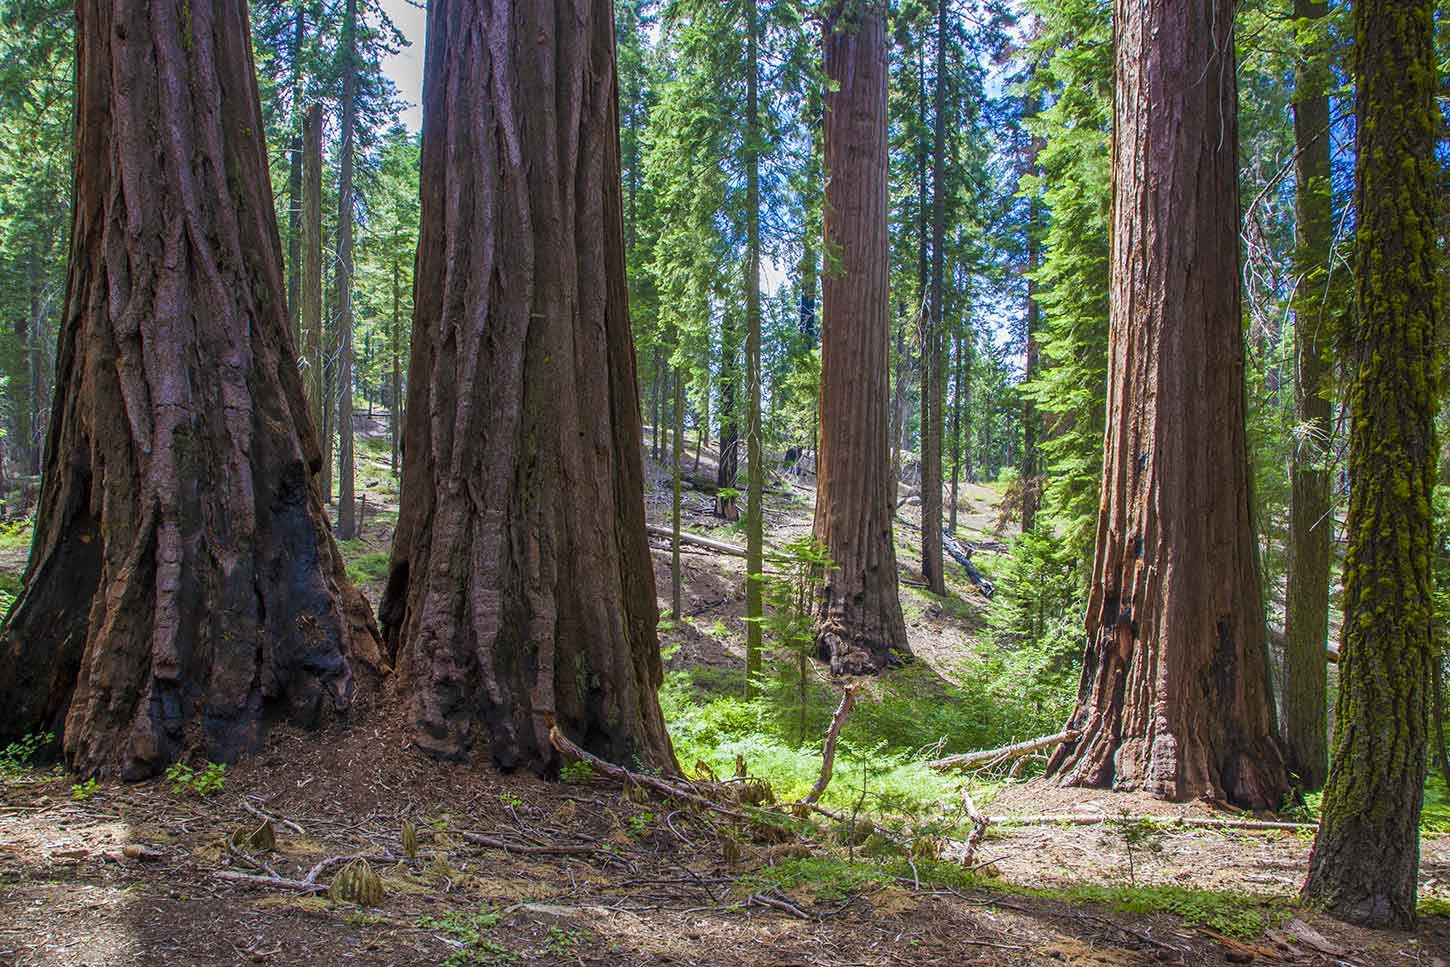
(285, 8), (305, 328)
(390, 256), (402, 476)
(379, 0), (676, 775)
(744, 0), (764, 696)
(334, 0), (358, 540)
(1281, 0), (1333, 794)
(0, 0), (381, 778)
(1046, 0), (1288, 809)
(813, 1), (909, 677)
(1021, 141), (1044, 532)
(948, 324), (963, 535)
(919, 3), (948, 594)
(716, 317), (740, 519)
(672, 367), (684, 621)
(302, 103), (325, 461)
(1302, 0), (1438, 929)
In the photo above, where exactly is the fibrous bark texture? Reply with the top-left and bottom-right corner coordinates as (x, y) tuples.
(1046, 0), (1288, 809)
(0, 0), (382, 779)
(379, 0), (676, 775)
(1281, 0), (1333, 794)
(1302, 0), (1439, 929)
(812, 3), (909, 677)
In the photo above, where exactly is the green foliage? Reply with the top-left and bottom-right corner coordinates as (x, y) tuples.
(1019, 0), (1112, 569)
(417, 905), (512, 966)
(0, 730), (55, 776)
(742, 856), (891, 902)
(346, 551), (391, 587)
(559, 760), (594, 784)
(70, 777), (99, 801)
(1055, 883), (1283, 939)
(166, 762), (226, 798)
(982, 530), (1082, 734)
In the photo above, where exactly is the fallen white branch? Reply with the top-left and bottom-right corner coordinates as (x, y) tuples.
(925, 730), (1079, 772)
(801, 687), (857, 805)
(983, 814), (1316, 832)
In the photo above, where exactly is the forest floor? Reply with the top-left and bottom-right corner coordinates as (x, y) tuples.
(2, 427), (1449, 966)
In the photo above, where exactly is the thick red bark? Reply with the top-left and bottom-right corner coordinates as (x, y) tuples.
(1046, 0), (1288, 809)
(379, 0), (675, 775)
(0, 0), (382, 779)
(813, 3), (909, 676)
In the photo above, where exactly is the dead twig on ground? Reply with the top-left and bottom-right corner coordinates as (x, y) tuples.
(801, 687), (857, 805)
(925, 730), (1079, 772)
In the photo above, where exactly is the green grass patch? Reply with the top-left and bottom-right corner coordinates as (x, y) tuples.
(346, 552), (391, 586)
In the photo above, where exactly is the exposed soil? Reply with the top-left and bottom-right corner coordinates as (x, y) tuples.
(3, 430), (1448, 965)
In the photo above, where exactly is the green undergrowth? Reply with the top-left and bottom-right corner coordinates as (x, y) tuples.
(344, 549), (391, 587)
(1288, 772), (1450, 834)
(660, 658), (1062, 812)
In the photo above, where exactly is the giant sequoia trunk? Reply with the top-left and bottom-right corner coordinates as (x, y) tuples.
(1302, 0), (1438, 929)
(1280, 0), (1333, 794)
(0, 0), (382, 779)
(812, 3), (909, 677)
(1046, 0), (1288, 809)
(743, 0), (765, 695)
(379, 0), (676, 775)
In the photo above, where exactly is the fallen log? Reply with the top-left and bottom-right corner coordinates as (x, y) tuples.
(925, 729), (1078, 772)
(942, 529), (994, 598)
(983, 814), (1316, 832)
(645, 524), (791, 563)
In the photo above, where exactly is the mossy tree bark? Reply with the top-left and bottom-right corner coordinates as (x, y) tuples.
(1301, 0), (1439, 929)
(1281, 0), (1334, 793)
(1045, 0), (1288, 809)
(918, 4), (947, 596)
(379, 0), (676, 775)
(302, 102), (325, 449)
(0, 0), (382, 779)
(744, 0), (764, 697)
(812, 1), (909, 677)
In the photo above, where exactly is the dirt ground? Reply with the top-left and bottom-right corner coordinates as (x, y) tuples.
(3, 432), (1449, 966)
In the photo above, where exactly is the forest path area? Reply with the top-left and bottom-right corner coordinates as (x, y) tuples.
(1, 440), (1448, 965)
(4, 722), (1448, 967)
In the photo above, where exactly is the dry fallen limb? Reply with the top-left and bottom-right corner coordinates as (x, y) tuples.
(984, 814), (1316, 832)
(214, 870), (328, 893)
(242, 797), (305, 836)
(644, 524), (791, 563)
(747, 889), (813, 920)
(549, 727), (763, 826)
(925, 730), (1079, 772)
(960, 791), (989, 867)
(801, 687), (857, 805)
(461, 832), (625, 863)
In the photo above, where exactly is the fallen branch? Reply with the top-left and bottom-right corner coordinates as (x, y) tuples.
(983, 814), (1316, 832)
(462, 832), (624, 863)
(747, 889), (813, 920)
(644, 524), (791, 563)
(243, 797), (305, 836)
(549, 726), (761, 825)
(960, 790), (989, 867)
(941, 530), (995, 598)
(214, 870), (327, 893)
(801, 687), (857, 805)
(925, 730), (1079, 773)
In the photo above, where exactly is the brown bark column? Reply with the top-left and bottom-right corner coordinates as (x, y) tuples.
(379, 0), (676, 775)
(813, 2), (909, 676)
(0, 0), (382, 779)
(1046, 0), (1288, 809)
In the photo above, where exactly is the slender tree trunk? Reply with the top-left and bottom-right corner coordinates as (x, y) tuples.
(1021, 137), (1044, 532)
(0, 0), (382, 778)
(1045, 0), (1288, 809)
(889, 309), (907, 488)
(379, 0), (676, 774)
(813, 2), (909, 677)
(716, 316), (740, 519)
(334, 0), (358, 540)
(391, 257), (402, 476)
(744, 0), (764, 695)
(1302, 0), (1438, 929)
(919, 4), (947, 594)
(948, 325), (963, 535)
(672, 367), (684, 621)
(1281, 0), (1333, 794)
(302, 103), (325, 469)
